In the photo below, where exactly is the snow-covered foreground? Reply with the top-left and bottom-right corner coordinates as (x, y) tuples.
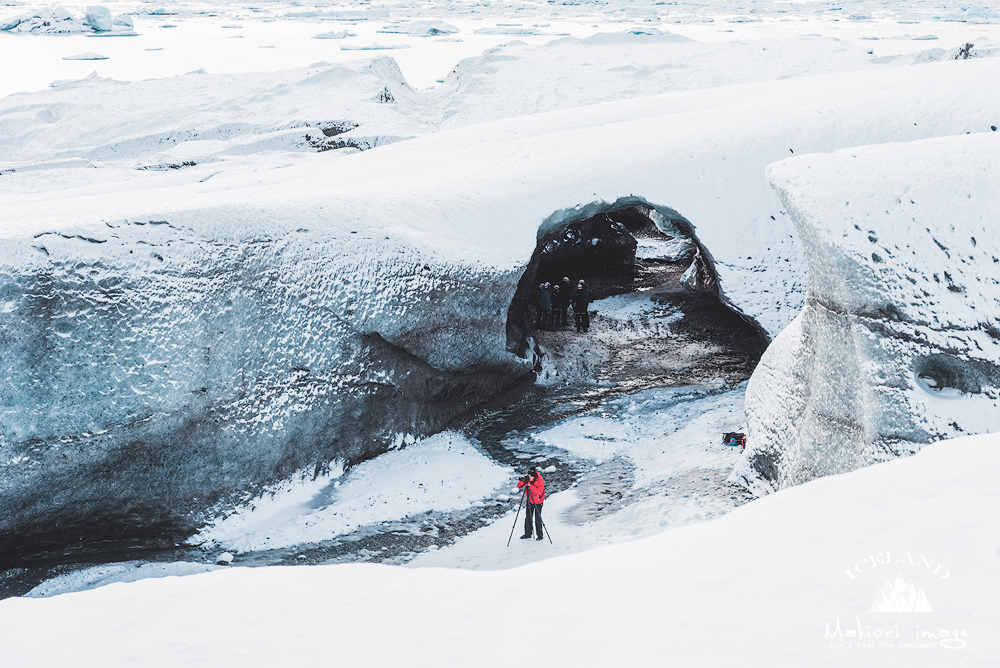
(3, 434), (996, 666)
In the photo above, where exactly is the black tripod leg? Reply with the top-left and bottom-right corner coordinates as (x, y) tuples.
(507, 487), (527, 547)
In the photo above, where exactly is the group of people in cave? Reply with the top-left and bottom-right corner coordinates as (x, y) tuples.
(536, 277), (593, 333)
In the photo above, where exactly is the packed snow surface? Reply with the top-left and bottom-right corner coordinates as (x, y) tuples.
(2, 434), (996, 666)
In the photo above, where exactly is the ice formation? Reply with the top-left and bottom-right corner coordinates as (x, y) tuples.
(396, 20), (459, 36)
(83, 6), (111, 32)
(2, 46), (1000, 554)
(312, 30), (354, 40)
(0, 6), (92, 33)
(732, 132), (1000, 494)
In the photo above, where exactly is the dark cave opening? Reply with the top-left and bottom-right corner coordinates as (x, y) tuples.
(506, 197), (770, 385)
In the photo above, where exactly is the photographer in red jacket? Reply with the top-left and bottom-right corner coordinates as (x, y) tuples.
(517, 468), (546, 541)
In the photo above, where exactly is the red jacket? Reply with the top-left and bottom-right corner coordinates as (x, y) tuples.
(517, 473), (545, 504)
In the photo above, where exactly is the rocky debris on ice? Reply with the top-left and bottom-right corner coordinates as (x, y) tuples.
(1, 6), (92, 33)
(84, 6), (111, 31)
(732, 131), (1000, 495)
(215, 552), (234, 565)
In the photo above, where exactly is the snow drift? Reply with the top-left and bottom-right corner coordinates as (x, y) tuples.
(733, 131), (1000, 494)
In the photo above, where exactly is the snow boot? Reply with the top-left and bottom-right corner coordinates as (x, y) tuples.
(520, 534), (532, 540)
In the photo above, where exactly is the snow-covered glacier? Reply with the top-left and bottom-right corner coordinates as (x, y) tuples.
(3, 50), (1000, 556)
(733, 131), (1000, 494)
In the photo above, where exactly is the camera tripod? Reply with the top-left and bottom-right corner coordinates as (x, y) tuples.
(506, 478), (553, 547)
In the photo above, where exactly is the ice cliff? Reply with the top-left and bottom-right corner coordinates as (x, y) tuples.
(733, 132), (1000, 494)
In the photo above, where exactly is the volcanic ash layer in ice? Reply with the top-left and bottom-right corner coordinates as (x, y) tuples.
(732, 132), (1000, 495)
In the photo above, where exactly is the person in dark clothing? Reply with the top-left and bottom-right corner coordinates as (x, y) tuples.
(550, 284), (564, 329)
(559, 277), (572, 326)
(517, 469), (546, 540)
(537, 282), (552, 331)
(573, 279), (592, 332)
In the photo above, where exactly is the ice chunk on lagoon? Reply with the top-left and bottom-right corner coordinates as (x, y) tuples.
(63, 52), (109, 60)
(313, 30), (355, 39)
(1, 6), (91, 33)
(340, 43), (411, 51)
(84, 6), (111, 32)
(397, 20), (459, 36)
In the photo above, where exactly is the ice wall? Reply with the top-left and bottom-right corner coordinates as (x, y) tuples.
(0, 219), (529, 557)
(733, 132), (1000, 494)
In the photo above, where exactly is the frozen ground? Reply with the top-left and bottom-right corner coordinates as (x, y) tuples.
(3, 433), (997, 666)
(21, 380), (748, 594)
(410, 383), (749, 570)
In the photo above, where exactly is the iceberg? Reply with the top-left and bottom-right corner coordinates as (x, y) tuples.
(1, 6), (91, 33)
(84, 6), (111, 32)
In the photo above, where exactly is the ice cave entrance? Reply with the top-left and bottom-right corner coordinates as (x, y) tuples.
(506, 198), (770, 388)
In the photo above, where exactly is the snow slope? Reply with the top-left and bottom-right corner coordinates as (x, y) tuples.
(1, 434), (996, 666)
(735, 131), (1000, 494)
(194, 431), (512, 552)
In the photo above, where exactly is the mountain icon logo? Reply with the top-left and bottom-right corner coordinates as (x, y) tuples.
(870, 571), (933, 612)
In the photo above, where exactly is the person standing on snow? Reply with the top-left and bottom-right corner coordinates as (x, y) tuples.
(573, 279), (593, 332)
(537, 282), (552, 331)
(550, 284), (564, 329)
(559, 277), (572, 326)
(517, 468), (546, 540)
